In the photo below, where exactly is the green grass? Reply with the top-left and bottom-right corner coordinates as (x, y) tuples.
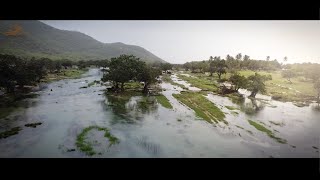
(248, 120), (287, 144)
(233, 70), (316, 102)
(124, 82), (142, 90)
(177, 74), (219, 92)
(43, 68), (88, 82)
(162, 74), (187, 89)
(231, 111), (239, 115)
(225, 106), (239, 111)
(76, 126), (119, 156)
(0, 127), (22, 139)
(155, 94), (173, 109)
(172, 92), (227, 124)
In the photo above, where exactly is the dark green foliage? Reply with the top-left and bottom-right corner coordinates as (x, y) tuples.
(247, 73), (272, 98)
(248, 120), (287, 144)
(229, 73), (248, 91)
(0, 127), (22, 139)
(76, 126), (119, 156)
(102, 55), (162, 93)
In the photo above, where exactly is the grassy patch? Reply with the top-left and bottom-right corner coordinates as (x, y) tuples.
(172, 92), (227, 124)
(0, 127), (22, 139)
(76, 126), (119, 156)
(25, 122), (42, 128)
(233, 70), (317, 102)
(43, 68), (88, 82)
(225, 106), (239, 111)
(177, 74), (218, 92)
(155, 94), (173, 109)
(231, 111), (239, 115)
(248, 120), (287, 144)
(125, 82), (142, 90)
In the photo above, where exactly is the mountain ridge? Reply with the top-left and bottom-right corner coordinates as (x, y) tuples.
(0, 20), (167, 63)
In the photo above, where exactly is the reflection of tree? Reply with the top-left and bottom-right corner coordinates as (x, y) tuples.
(311, 103), (320, 111)
(240, 98), (265, 115)
(104, 94), (132, 118)
(135, 96), (158, 114)
(103, 92), (158, 124)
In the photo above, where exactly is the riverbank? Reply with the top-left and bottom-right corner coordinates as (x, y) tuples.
(0, 68), (89, 118)
(42, 68), (88, 83)
(176, 70), (317, 105)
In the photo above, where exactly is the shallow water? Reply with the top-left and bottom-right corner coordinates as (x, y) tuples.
(0, 69), (319, 158)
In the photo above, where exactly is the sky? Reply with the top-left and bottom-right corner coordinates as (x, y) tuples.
(42, 20), (320, 64)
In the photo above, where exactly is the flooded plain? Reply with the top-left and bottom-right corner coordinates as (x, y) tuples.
(0, 69), (319, 157)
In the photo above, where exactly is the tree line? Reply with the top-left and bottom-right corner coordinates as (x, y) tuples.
(180, 53), (282, 74)
(176, 53), (320, 101)
(0, 54), (109, 93)
(0, 53), (172, 95)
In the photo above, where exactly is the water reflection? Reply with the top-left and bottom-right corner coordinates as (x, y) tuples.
(103, 92), (159, 124)
(240, 98), (265, 115)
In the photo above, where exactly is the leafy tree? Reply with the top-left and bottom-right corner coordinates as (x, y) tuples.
(183, 62), (191, 71)
(266, 56), (270, 61)
(137, 64), (161, 93)
(102, 55), (141, 91)
(208, 56), (215, 76)
(0, 54), (19, 92)
(243, 55), (250, 61)
(160, 63), (173, 71)
(213, 56), (227, 80)
(235, 53), (242, 61)
(229, 73), (248, 91)
(247, 73), (272, 98)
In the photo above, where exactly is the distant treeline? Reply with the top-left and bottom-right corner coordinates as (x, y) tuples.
(0, 54), (172, 94)
(175, 54), (282, 73)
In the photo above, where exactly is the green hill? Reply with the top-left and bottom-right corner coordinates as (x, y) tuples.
(0, 20), (166, 63)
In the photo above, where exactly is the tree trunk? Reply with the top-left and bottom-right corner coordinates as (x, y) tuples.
(217, 73), (221, 80)
(114, 82), (119, 91)
(249, 90), (257, 98)
(143, 82), (149, 94)
(6, 84), (14, 93)
(120, 82), (124, 92)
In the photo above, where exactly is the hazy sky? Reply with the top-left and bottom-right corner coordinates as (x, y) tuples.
(42, 20), (320, 64)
